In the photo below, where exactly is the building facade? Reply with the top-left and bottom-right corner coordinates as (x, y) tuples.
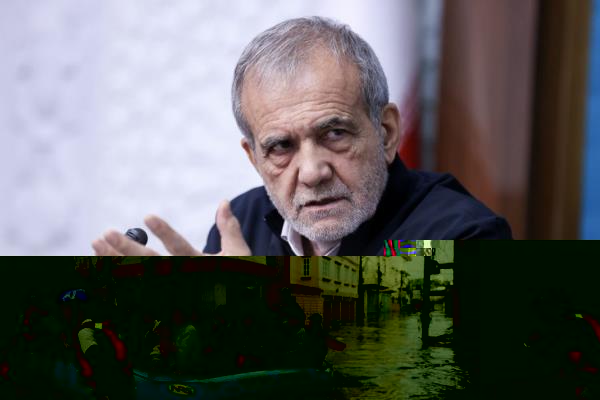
(290, 256), (359, 328)
(361, 257), (416, 316)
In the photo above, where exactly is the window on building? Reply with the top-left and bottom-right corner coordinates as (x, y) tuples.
(322, 257), (331, 277)
(303, 257), (310, 276)
(336, 263), (341, 281)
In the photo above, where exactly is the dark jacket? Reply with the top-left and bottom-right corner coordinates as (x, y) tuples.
(204, 157), (512, 255)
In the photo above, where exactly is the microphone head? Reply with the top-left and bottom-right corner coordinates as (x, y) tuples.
(125, 228), (148, 246)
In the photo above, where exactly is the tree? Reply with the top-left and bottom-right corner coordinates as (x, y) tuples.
(400, 270), (410, 288)
(411, 278), (424, 290)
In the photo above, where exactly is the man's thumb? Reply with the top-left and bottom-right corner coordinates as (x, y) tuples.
(216, 200), (251, 255)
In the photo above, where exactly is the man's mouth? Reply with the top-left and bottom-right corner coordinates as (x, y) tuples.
(302, 197), (345, 208)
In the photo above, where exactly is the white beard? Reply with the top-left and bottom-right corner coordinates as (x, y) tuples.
(264, 148), (389, 242)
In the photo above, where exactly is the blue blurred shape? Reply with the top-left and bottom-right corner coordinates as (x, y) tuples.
(59, 288), (88, 302)
(582, 0), (600, 238)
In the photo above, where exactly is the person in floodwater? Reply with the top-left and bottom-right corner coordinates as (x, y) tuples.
(200, 304), (237, 375)
(300, 314), (329, 369)
(275, 288), (306, 336)
(142, 302), (203, 376)
(231, 286), (282, 372)
(11, 294), (66, 399)
(269, 287), (307, 368)
(78, 279), (134, 400)
(141, 276), (246, 378)
(525, 290), (600, 399)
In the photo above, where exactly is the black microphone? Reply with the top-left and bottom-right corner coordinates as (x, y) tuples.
(124, 228), (148, 246)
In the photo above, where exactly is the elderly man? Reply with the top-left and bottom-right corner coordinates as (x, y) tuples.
(92, 17), (511, 257)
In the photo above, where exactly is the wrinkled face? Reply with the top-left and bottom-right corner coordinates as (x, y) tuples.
(241, 51), (396, 242)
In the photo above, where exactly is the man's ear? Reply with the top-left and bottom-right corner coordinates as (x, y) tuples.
(380, 103), (402, 165)
(241, 137), (258, 171)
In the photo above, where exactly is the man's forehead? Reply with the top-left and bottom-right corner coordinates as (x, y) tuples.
(241, 53), (364, 131)
(248, 57), (359, 95)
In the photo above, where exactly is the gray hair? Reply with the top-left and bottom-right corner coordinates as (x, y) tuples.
(232, 16), (390, 147)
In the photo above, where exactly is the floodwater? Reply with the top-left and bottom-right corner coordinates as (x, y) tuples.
(326, 311), (471, 400)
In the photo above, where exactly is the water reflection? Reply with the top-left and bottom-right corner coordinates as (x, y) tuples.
(327, 311), (470, 399)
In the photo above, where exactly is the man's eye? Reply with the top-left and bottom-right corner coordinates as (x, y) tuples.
(325, 129), (348, 140)
(269, 140), (293, 155)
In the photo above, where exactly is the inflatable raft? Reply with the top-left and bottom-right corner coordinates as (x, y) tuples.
(133, 367), (334, 399)
(53, 360), (334, 399)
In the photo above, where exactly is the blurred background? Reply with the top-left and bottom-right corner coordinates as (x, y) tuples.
(0, 0), (597, 255)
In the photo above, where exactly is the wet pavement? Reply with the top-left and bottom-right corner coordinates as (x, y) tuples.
(326, 311), (471, 400)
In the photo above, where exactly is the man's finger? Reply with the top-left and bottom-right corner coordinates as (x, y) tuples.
(216, 200), (251, 256)
(103, 230), (161, 256)
(144, 215), (201, 256)
(92, 238), (124, 256)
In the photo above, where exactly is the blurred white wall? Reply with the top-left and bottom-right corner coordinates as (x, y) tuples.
(0, 0), (427, 255)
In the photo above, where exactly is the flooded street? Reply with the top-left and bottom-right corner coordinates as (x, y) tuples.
(327, 311), (471, 400)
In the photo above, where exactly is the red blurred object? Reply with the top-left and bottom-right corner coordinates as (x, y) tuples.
(569, 351), (582, 364)
(220, 259), (277, 277)
(236, 354), (246, 368)
(111, 264), (144, 278)
(180, 260), (213, 273)
(582, 314), (600, 342)
(22, 333), (35, 342)
(325, 336), (346, 351)
(75, 262), (91, 278)
(265, 284), (285, 311)
(172, 309), (185, 326)
(76, 350), (93, 378)
(0, 361), (10, 381)
(581, 363), (598, 374)
(102, 328), (127, 362)
(155, 260), (173, 275)
(122, 361), (133, 376)
(398, 79), (421, 169)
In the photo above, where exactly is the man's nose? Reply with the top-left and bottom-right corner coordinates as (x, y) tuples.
(297, 144), (333, 187)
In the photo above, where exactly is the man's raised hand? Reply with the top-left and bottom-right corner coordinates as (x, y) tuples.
(91, 200), (251, 256)
(214, 200), (252, 256)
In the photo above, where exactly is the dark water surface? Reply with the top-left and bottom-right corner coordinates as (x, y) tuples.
(326, 311), (471, 400)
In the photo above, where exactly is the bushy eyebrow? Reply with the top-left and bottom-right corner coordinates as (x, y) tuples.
(313, 116), (358, 132)
(259, 135), (290, 153)
(257, 116), (357, 154)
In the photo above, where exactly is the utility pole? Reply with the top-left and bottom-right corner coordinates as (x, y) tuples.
(399, 270), (406, 312)
(357, 256), (365, 326)
(421, 251), (438, 348)
(422, 256), (431, 346)
(376, 258), (382, 318)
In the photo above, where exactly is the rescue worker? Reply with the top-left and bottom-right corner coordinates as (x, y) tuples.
(77, 279), (134, 399)
(526, 291), (600, 399)
(142, 303), (202, 376)
(270, 287), (307, 368)
(300, 314), (329, 369)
